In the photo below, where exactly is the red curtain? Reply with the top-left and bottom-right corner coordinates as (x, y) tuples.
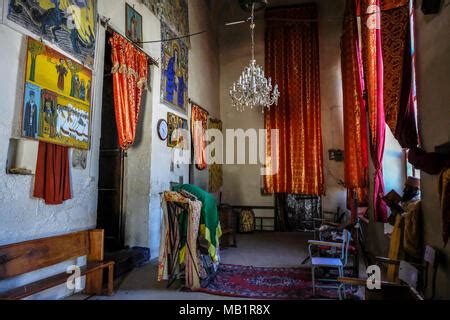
(264, 4), (325, 196)
(361, 0), (388, 222)
(342, 0), (369, 220)
(110, 32), (149, 150)
(34, 142), (72, 205)
(191, 104), (208, 171)
(381, 1), (418, 149)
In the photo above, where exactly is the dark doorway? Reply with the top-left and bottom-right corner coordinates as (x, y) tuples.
(96, 31), (126, 251)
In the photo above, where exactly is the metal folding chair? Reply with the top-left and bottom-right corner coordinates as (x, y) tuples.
(309, 229), (352, 299)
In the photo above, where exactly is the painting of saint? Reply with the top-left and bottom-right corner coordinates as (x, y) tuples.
(56, 59), (68, 92)
(39, 91), (58, 138)
(126, 4), (143, 47)
(23, 83), (41, 139)
(161, 23), (188, 113)
(7, 0), (97, 68)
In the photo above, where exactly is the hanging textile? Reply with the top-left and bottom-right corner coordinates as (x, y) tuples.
(381, 1), (419, 149)
(341, 0), (369, 218)
(173, 184), (222, 263)
(191, 104), (208, 171)
(361, 0), (388, 222)
(33, 142), (72, 205)
(110, 32), (149, 150)
(439, 168), (450, 247)
(158, 191), (204, 289)
(264, 4), (325, 196)
(208, 118), (223, 193)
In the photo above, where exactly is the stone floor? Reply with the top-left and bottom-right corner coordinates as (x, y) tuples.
(69, 232), (358, 300)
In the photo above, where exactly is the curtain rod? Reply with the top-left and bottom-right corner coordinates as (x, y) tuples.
(100, 15), (159, 67)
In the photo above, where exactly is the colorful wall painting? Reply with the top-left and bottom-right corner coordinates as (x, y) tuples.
(141, 0), (189, 47)
(22, 37), (92, 150)
(161, 22), (188, 113)
(125, 3), (143, 47)
(167, 112), (188, 149)
(6, 0), (97, 68)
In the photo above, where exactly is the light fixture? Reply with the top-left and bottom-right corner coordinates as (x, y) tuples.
(229, 3), (280, 113)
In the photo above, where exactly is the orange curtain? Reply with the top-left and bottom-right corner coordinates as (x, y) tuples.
(34, 142), (72, 205)
(264, 4), (325, 196)
(342, 0), (369, 218)
(191, 104), (208, 171)
(110, 32), (149, 150)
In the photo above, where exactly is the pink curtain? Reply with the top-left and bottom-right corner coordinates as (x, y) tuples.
(361, 0), (388, 222)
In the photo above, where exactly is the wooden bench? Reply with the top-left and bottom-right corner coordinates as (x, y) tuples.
(0, 229), (114, 300)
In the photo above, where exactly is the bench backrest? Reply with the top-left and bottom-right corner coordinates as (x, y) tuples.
(0, 230), (102, 280)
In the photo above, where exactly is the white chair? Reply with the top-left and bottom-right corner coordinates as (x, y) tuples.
(308, 229), (351, 299)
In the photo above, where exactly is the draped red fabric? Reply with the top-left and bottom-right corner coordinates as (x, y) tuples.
(264, 4), (325, 196)
(110, 32), (149, 150)
(342, 0), (369, 220)
(361, 0), (388, 222)
(34, 142), (72, 205)
(381, 1), (419, 149)
(191, 104), (208, 171)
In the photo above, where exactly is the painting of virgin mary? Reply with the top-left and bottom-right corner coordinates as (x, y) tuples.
(161, 22), (188, 113)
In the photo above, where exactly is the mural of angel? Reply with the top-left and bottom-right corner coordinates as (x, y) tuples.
(7, 0), (97, 68)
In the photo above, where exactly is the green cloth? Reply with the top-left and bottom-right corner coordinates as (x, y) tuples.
(173, 184), (221, 261)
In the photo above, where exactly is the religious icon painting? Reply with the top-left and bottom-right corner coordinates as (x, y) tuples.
(125, 3), (143, 47)
(161, 22), (188, 113)
(22, 82), (41, 139)
(22, 37), (92, 150)
(167, 112), (189, 149)
(6, 0), (97, 68)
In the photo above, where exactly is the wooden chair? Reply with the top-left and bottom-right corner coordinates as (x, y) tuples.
(0, 229), (114, 300)
(309, 229), (352, 299)
(338, 246), (438, 300)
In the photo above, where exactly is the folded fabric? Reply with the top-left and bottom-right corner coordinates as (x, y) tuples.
(403, 201), (422, 259)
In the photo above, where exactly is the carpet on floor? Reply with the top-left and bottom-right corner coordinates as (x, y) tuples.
(193, 264), (354, 300)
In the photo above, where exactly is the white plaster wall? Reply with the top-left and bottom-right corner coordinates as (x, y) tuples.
(219, 0), (347, 215)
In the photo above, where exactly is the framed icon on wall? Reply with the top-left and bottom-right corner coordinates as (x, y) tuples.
(126, 3), (143, 47)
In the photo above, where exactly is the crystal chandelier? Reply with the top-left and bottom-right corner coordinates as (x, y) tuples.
(230, 3), (280, 112)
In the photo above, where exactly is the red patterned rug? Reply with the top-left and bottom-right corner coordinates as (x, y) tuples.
(194, 264), (354, 300)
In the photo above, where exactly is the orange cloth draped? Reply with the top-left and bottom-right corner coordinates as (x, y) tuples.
(191, 104), (208, 171)
(264, 4), (324, 196)
(110, 32), (149, 150)
(342, 0), (369, 216)
(34, 142), (72, 205)
(361, 0), (388, 222)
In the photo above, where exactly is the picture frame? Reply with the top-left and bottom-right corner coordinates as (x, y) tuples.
(126, 3), (143, 48)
